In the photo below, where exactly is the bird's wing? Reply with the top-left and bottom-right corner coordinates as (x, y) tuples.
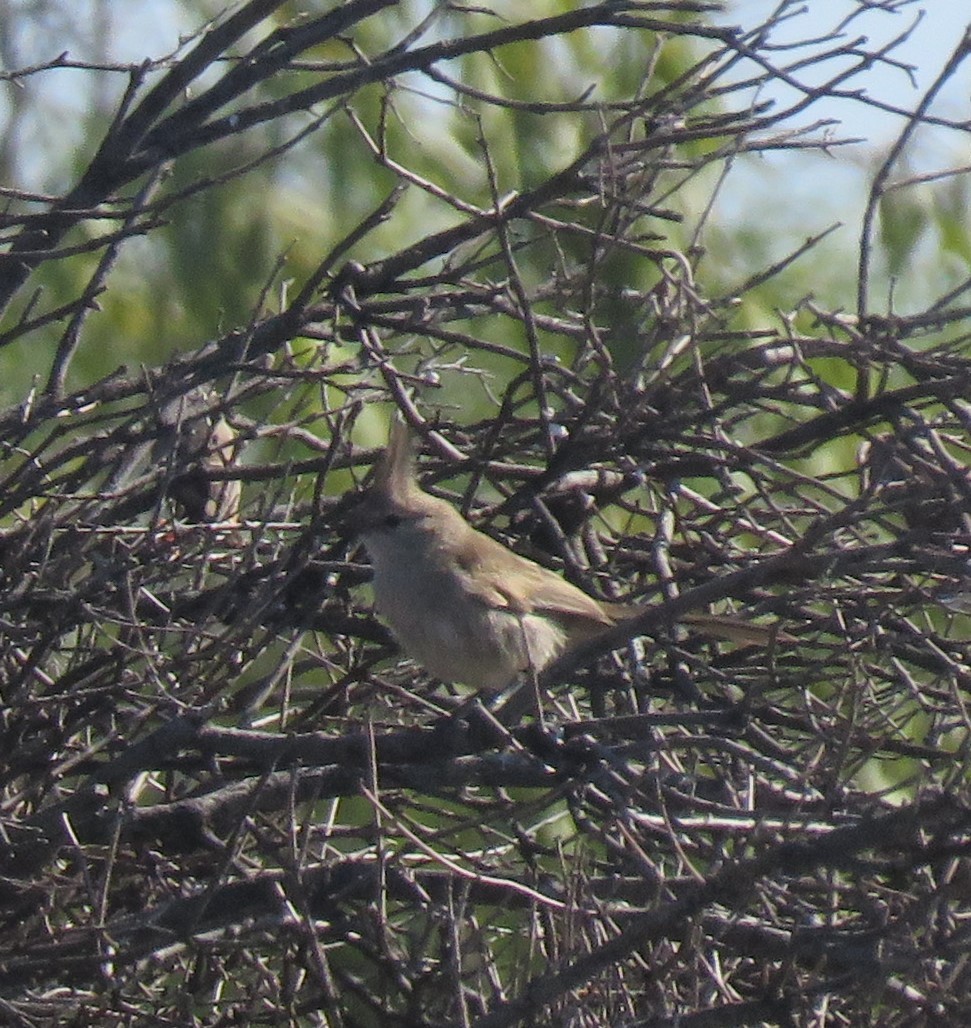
(453, 528), (613, 624)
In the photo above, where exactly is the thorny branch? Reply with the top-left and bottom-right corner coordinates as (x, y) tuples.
(1, 1), (970, 1025)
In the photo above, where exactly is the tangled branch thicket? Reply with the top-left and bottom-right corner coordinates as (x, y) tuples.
(1, 2), (971, 1024)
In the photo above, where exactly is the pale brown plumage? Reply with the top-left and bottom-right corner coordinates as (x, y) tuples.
(357, 420), (784, 693)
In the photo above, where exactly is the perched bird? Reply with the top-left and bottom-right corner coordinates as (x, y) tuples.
(356, 419), (783, 694)
(165, 409), (242, 525)
(102, 387), (242, 526)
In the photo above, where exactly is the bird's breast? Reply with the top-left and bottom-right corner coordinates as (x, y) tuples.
(370, 553), (568, 691)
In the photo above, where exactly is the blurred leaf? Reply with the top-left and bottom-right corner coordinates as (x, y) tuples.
(879, 186), (928, 279)
(934, 176), (971, 265)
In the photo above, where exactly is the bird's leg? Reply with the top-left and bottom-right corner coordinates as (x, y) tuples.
(516, 615), (547, 729)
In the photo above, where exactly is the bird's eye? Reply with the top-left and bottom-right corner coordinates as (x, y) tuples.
(383, 513), (403, 529)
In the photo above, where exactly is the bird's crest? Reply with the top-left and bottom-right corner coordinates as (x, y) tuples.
(373, 416), (421, 503)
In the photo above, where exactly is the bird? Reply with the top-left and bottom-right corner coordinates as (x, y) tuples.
(102, 388), (242, 527)
(356, 418), (784, 694)
(165, 409), (242, 525)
